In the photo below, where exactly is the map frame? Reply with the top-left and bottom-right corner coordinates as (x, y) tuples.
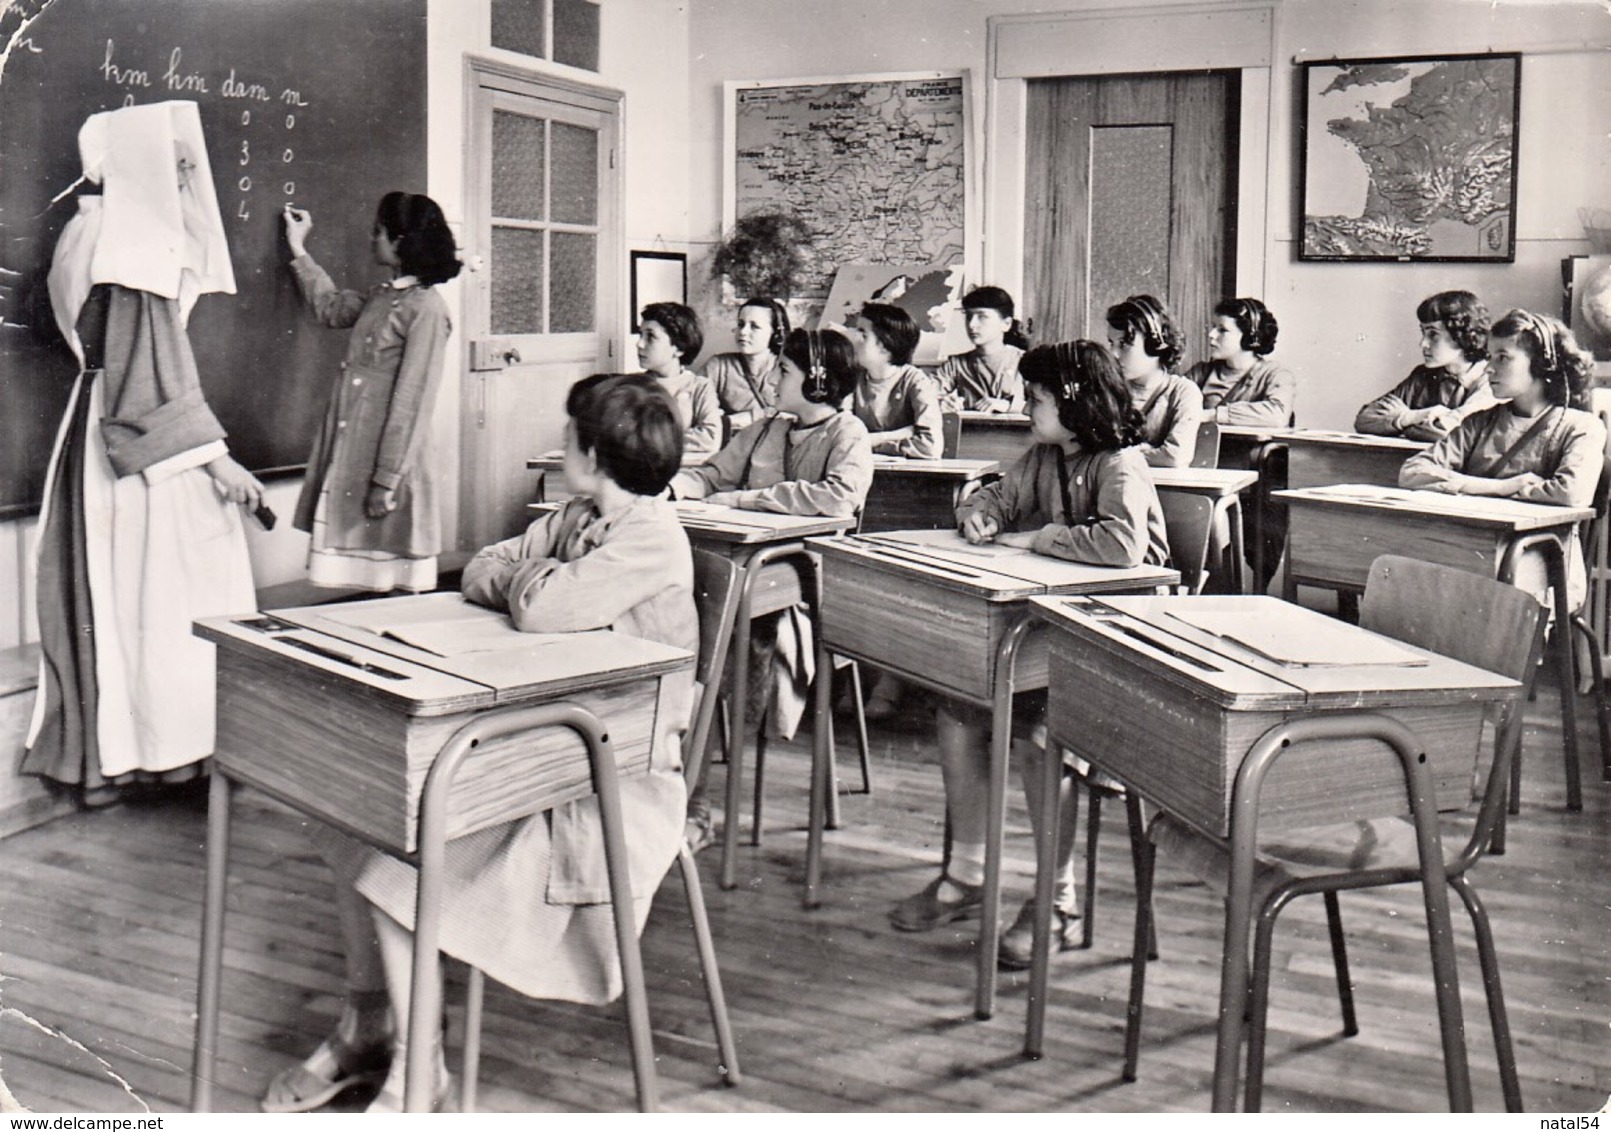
(721, 68), (975, 302)
(1297, 51), (1521, 264)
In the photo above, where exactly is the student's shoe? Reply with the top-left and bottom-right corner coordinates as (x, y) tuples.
(996, 899), (1081, 970)
(684, 810), (716, 855)
(889, 875), (984, 932)
(260, 1032), (392, 1112)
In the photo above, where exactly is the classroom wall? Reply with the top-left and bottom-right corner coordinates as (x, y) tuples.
(684, 0), (1611, 427)
(0, 0), (692, 646)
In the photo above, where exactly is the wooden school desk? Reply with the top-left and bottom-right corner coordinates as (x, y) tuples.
(861, 455), (1000, 532)
(1149, 466), (1258, 593)
(672, 502), (856, 890)
(1276, 483), (1596, 809)
(1283, 429), (1428, 490)
(1215, 424), (1295, 585)
(804, 530), (1178, 1019)
(1027, 594), (1522, 1109)
(953, 410), (1032, 463)
(190, 594), (692, 1113)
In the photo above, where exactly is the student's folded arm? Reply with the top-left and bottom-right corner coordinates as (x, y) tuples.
(1514, 417), (1607, 507)
(1217, 367), (1294, 428)
(1355, 377), (1417, 436)
(955, 454), (1026, 531)
(1150, 385), (1202, 467)
(502, 519), (678, 633)
(682, 379), (723, 455)
(1030, 460), (1149, 567)
(461, 514), (562, 611)
(1398, 423), (1471, 490)
(671, 425), (758, 500)
(734, 435), (873, 517)
(897, 378), (945, 458)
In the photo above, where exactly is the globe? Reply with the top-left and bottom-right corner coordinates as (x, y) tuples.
(1582, 262), (1611, 341)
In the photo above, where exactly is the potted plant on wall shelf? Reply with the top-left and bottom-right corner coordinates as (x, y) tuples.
(710, 209), (813, 303)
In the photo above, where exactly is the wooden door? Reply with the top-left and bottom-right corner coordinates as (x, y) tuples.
(1023, 71), (1238, 349)
(460, 60), (622, 549)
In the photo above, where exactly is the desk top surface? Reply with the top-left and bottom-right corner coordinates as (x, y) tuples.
(1282, 429), (1429, 453)
(871, 455), (1000, 478)
(528, 450), (707, 471)
(1030, 593), (1521, 709)
(810, 529), (1179, 599)
(1150, 466), (1258, 494)
(196, 593), (691, 717)
(1274, 483), (1593, 529)
(673, 502), (855, 545)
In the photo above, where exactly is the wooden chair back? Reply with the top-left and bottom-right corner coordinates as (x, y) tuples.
(686, 548), (743, 789)
(1191, 419), (1221, 469)
(941, 411), (962, 459)
(1159, 492), (1216, 594)
(1360, 555), (1543, 848)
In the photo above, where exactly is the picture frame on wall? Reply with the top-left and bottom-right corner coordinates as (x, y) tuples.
(1297, 52), (1520, 263)
(629, 251), (688, 330)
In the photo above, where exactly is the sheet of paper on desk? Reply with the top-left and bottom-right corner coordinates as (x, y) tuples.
(1165, 607), (1429, 668)
(321, 593), (572, 657)
(871, 531), (1026, 559)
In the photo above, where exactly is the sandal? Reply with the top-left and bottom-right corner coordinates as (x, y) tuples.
(366, 1067), (456, 1113)
(260, 1033), (392, 1113)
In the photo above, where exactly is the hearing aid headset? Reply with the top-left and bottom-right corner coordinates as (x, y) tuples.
(805, 331), (829, 402)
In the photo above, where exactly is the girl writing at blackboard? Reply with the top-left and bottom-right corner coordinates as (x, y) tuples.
(24, 101), (260, 805)
(283, 194), (460, 593)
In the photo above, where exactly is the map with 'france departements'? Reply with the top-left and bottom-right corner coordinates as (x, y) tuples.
(732, 76), (966, 298)
(1302, 57), (1516, 260)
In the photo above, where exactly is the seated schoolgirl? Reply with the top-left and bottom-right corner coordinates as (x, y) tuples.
(673, 327), (874, 516)
(1186, 297), (1296, 427)
(889, 340), (1169, 971)
(845, 301), (945, 458)
(1400, 309), (1605, 608)
(261, 373), (696, 1113)
(703, 296), (791, 434)
(672, 329), (875, 851)
(932, 286), (1028, 414)
(638, 300), (722, 455)
(1357, 290), (1494, 440)
(1105, 294), (1202, 467)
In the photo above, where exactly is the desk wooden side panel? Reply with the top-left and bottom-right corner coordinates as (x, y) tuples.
(1287, 444), (1416, 491)
(1045, 635), (1483, 838)
(817, 557), (1043, 702)
(862, 476), (971, 534)
(1286, 504), (1506, 591)
(213, 649), (659, 854)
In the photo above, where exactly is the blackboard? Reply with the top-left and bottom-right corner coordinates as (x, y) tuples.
(0, 0), (427, 517)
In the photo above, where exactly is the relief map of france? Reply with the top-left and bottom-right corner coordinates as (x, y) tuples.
(732, 75), (965, 298)
(1302, 56), (1517, 261)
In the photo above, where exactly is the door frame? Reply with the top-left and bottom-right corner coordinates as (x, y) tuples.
(983, 2), (1276, 304)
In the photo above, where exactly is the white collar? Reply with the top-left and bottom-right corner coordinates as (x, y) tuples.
(389, 275), (419, 290)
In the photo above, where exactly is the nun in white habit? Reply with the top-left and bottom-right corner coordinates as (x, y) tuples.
(24, 100), (261, 803)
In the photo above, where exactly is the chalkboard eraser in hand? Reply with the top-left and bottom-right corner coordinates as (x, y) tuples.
(253, 503), (277, 531)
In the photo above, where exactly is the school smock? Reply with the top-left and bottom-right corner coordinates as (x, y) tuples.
(657, 367), (722, 456)
(289, 256), (450, 564)
(850, 363), (945, 458)
(956, 443), (1170, 568)
(1400, 402), (1606, 609)
(703, 351), (783, 432)
(25, 102), (253, 795)
(671, 412), (874, 518)
(317, 494), (696, 1005)
(1133, 373), (1203, 468)
(932, 345), (1025, 412)
(1186, 357), (1297, 428)
(1354, 361), (1494, 439)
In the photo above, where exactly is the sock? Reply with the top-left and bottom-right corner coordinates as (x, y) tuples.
(336, 988), (392, 1050)
(947, 841), (986, 888)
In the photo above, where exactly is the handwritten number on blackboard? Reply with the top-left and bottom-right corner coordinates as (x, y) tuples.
(239, 176), (251, 192)
(241, 110), (251, 126)
(237, 199), (250, 222)
(240, 139), (250, 166)
(285, 114), (296, 130)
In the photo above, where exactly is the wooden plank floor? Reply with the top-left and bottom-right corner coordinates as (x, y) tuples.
(0, 680), (1607, 1112)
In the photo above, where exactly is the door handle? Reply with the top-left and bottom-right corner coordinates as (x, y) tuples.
(501, 346), (522, 366)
